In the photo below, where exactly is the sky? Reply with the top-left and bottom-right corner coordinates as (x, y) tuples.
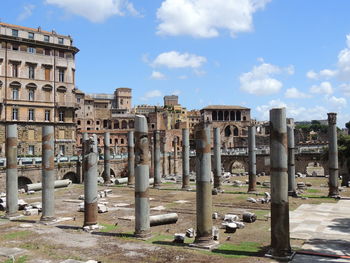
(2, 0), (350, 127)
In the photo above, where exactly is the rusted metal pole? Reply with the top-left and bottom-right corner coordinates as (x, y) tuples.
(162, 137), (167, 177)
(287, 118), (297, 196)
(173, 137), (178, 176)
(328, 113), (339, 197)
(192, 122), (217, 248)
(153, 131), (161, 188)
(248, 125), (257, 193)
(269, 108), (291, 258)
(41, 126), (55, 221)
(213, 127), (222, 190)
(83, 135), (98, 227)
(6, 124), (18, 217)
(134, 115), (151, 238)
(127, 131), (135, 187)
(104, 132), (111, 184)
(182, 128), (190, 190)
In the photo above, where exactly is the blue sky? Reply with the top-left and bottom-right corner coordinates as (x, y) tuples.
(2, 0), (350, 127)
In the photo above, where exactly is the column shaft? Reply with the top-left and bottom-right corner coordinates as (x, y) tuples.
(328, 113), (339, 197)
(153, 131), (161, 187)
(6, 124), (18, 217)
(182, 129), (190, 189)
(213, 127), (222, 190)
(248, 125), (257, 192)
(104, 132), (111, 184)
(127, 131), (135, 186)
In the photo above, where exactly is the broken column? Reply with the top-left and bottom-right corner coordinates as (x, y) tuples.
(162, 137), (167, 176)
(6, 124), (18, 217)
(182, 128), (190, 190)
(104, 132), (111, 184)
(153, 130), (161, 188)
(173, 137), (178, 176)
(83, 135), (98, 227)
(127, 131), (135, 187)
(248, 125), (257, 193)
(134, 115), (151, 238)
(192, 122), (217, 248)
(287, 118), (297, 196)
(269, 108), (291, 258)
(328, 113), (339, 197)
(41, 126), (55, 221)
(213, 127), (222, 190)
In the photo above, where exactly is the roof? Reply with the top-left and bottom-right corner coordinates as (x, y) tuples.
(201, 105), (250, 110)
(0, 22), (70, 38)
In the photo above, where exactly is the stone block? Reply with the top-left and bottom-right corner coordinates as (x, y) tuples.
(24, 208), (39, 216)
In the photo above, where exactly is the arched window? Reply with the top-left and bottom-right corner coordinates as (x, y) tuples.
(225, 126), (231, 137)
(114, 120), (119, 129)
(218, 111), (223, 121)
(212, 111), (217, 121)
(233, 127), (239, 136)
(236, 111), (241, 121)
(129, 120), (134, 128)
(121, 120), (128, 129)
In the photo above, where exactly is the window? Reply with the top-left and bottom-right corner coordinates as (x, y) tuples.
(58, 38), (63, 44)
(28, 66), (35, 79)
(12, 44), (19, 51)
(12, 108), (18, 120)
(58, 51), (64, 58)
(28, 32), (34, 39)
(45, 110), (50, 121)
(77, 97), (80, 103)
(59, 111), (64, 122)
(44, 35), (50, 42)
(12, 29), (18, 37)
(12, 64), (18, 77)
(28, 109), (34, 121)
(59, 145), (65, 155)
(121, 139), (124, 144)
(28, 47), (36, 54)
(28, 89), (35, 101)
(45, 68), (51, 81)
(28, 145), (35, 155)
(58, 69), (65, 82)
(44, 49), (51, 56)
(12, 88), (19, 100)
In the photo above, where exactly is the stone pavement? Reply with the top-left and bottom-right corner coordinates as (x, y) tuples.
(290, 200), (350, 262)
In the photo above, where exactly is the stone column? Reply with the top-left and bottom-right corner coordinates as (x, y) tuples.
(83, 135), (98, 227)
(134, 115), (151, 238)
(150, 137), (154, 179)
(41, 126), (55, 221)
(213, 127), (222, 190)
(192, 122), (217, 248)
(82, 132), (88, 182)
(287, 118), (297, 196)
(104, 132), (111, 184)
(269, 108), (291, 258)
(173, 137), (178, 176)
(6, 124), (18, 217)
(168, 152), (172, 175)
(248, 125), (257, 193)
(328, 113), (339, 197)
(127, 131), (135, 187)
(153, 131), (161, 188)
(182, 128), (190, 190)
(162, 137), (167, 176)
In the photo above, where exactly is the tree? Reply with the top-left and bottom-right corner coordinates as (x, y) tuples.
(345, 121), (350, 135)
(338, 134), (350, 186)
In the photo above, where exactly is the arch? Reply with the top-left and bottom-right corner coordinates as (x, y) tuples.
(121, 120), (128, 129)
(233, 127), (239, 136)
(225, 126), (231, 137)
(42, 84), (53, 91)
(102, 168), (116, 179)
(114, 120), (119, 129)
(218, 111), (223, 121)
(9, 81), (21, 88)
(18, 176), (32, 189)
(236, 111), (241, 121)
(129, 120), (134, 129)
(63, 172), (79, 183)
(230, 111), (235, 121)
(26, 83), (37, 89)
(212, 111), (218, 121)
(243, 116), (247, 121)
(57, 86), (67, 92)
(230, 161), (245, 174)
(224, 111), (229, 121)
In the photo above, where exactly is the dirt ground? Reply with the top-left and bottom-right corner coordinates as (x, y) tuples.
(0, 175), (348, 263)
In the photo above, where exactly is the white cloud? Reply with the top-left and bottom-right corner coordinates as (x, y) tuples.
(284, 88), (311, 99)
(310, 81), (333, 95)
(306, 69), (337, 80)
(150, 71), (166, 80)
(156, 0), (271, 38)
(340, 83), (350, 96)
(337, 35), (350, 81)
(140, 90), (162, 101)
(178, 75), (188, 80)
(17, 4), (35, 21)
(326, 95), (347, 109)
(239, 62), (293, 95)
(152, 51), (206, 69)
(45, 0), (139, 22)
(256, 99), (328, 121)
(306, 70), (318, 80)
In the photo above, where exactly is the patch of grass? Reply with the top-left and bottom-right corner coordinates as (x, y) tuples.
(211, 242), (261, 258)
(1, 255), (28, 263)
(3, 231), (31, 240)
(306, 189), (321, 193)
(100, 223), (118, 233)
(146, 234), (173, 244)
(253, 210), (269, 218)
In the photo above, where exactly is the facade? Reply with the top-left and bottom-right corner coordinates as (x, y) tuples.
(0, 22), (79, 157)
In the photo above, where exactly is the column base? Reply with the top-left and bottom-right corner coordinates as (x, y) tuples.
(134, 230), (152, 240)
(128, 184), (135, 188)
(247, 189), (258, 194)
(265, 249), (295, 262)
(2, 213), (23, 220)
(288, 191), (298, 197)
(40, 216), (56, 222)
(182, 185), (192, 191)
(190, 238), (219, 250)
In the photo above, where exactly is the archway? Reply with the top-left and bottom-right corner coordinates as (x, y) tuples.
(230, 161), (245, 174)
(102, 168), (116, 180)
(225, 126), (231, 137)
(63, 172), (79, 183)
(18, 176), (32, 189)
(233, 127), (239, 136)
(306, 162), (324, 176)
